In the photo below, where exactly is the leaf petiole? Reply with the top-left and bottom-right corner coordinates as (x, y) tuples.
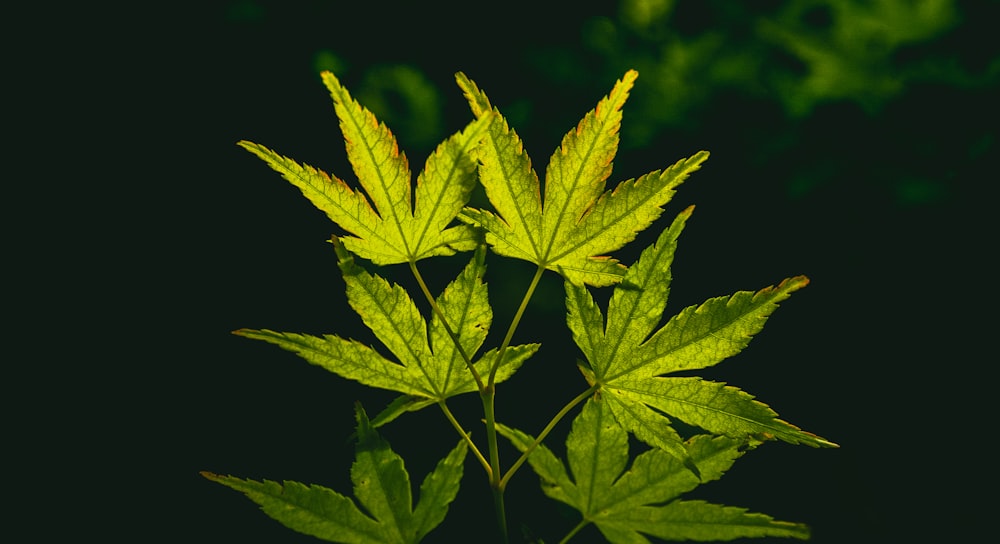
(559, 519), (590, 544)
(500, 384), (598, 488)
(437, 400), (491, 474)
(489, 264), (546, 385)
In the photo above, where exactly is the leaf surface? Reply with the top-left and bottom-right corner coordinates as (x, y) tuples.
(202, 405), (466, 543)
(236, 243), (537, 405)
(456, 70), (709, 286)
(498, 397), (811, 543)
(565, 208), (836, 465)
(239, 71), (489, 265)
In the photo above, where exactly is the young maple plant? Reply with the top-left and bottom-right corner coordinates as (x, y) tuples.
(202, 69), (837, 543)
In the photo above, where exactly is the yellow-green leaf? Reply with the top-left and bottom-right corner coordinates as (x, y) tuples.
(457, 70), (709, 286)
(239, 72), (489, 265)
(565, 210), (837, 452)
(236, 242), (537, 404)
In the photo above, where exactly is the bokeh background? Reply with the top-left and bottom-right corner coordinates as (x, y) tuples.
(20, 0), (996, 542)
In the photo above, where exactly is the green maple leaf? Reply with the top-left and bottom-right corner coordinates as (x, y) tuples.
(236, 243), (538, 413)
(239, 71), (490, 265)
(455, 70), (710, 287)
(566, 207), (837, 468)
(498, 396), (811, 543)
(202, 404), (467, 543)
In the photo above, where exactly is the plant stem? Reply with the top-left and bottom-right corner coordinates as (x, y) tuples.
(500, 384), (598, 488)
(437, 400), (491, 474)
(491, 482), (509, 544)
(559, 520), (589, 544)
(409, 259), (484, 391)
(414, 259), (545, 544)
(482, 384), (508, 543)
(483, 265), (545, 543)
(489, 264), (545, 385)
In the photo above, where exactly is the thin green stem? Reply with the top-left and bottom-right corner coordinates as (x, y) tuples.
(489, 264), (545, 385)
(481, 388), (502, 480)
(559, 519), (590, 544)
(412, 259), (545, 544)
(500, 384), (598, 488)
(437, 400), (490, 475)
(409, 259), (484, 392)
(482, 263), (544, 543)
(491, 484), (509, 544)
(482, 385), (508, 543)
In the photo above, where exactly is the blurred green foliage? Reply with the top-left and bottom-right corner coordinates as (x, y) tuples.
(559, 0), (995, 140)
(353, 64), (444, 152)
(295, 0), (993, 207)
(226, 0), (995, 208)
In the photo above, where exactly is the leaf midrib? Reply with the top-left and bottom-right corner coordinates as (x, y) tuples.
(598, 241), (673, 379)
(606, 379), (795, 439)
(242, 142), (390, 249)
(603, 299), (762, 382)
(540, 121), (605, 263)
(412, 133), (476, 259)
(489, 119), (543, 263)
(546, 171), (674, 266)
(333, 83), (413, 258)
(357, 278), (443, 398)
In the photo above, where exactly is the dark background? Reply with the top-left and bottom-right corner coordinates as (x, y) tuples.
(15, 0), (996, 542)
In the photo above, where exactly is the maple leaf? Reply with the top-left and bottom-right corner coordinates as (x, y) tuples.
(203, 404), (467, 543)
(498, 396), (811, 543)
(236, 243), (538, 412)
(239, 71), (490, 265)
(455, 70), (710, 287)
(565, 207), (837, 467)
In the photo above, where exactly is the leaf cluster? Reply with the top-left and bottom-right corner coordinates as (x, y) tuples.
(204, 68), (835, 543)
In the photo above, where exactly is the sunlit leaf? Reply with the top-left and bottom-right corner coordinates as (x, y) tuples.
(239, 72), (490, 265)
(566, 208), (837, 466)
(456, 70), (709, 286)
(236, 243), (537, 405)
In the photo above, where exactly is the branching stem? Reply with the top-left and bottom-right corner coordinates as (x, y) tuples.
(412, 259), (558, 544)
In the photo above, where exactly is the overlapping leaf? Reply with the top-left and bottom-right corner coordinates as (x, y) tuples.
(203, 404), (467, 543)
(566, 207), (837, 467)
(224, 67), (835, 543)
(497, 397), (811, 543)
(236, 243), (538, 405)
(455, 70), (710, 286)
(239, 71), (490, 265)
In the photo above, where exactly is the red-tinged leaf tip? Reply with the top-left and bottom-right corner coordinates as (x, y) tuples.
(757, 276), (810, 300)
(782, 275), (810, 289)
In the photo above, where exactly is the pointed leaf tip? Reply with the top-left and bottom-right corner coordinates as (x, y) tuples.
(353, 402), (370, 431)
(244, 72), (483, 265)
(455, 72), (493, 118)
(460, 69), (707, 287)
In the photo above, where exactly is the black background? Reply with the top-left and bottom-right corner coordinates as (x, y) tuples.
(13, 1), (996, 542)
